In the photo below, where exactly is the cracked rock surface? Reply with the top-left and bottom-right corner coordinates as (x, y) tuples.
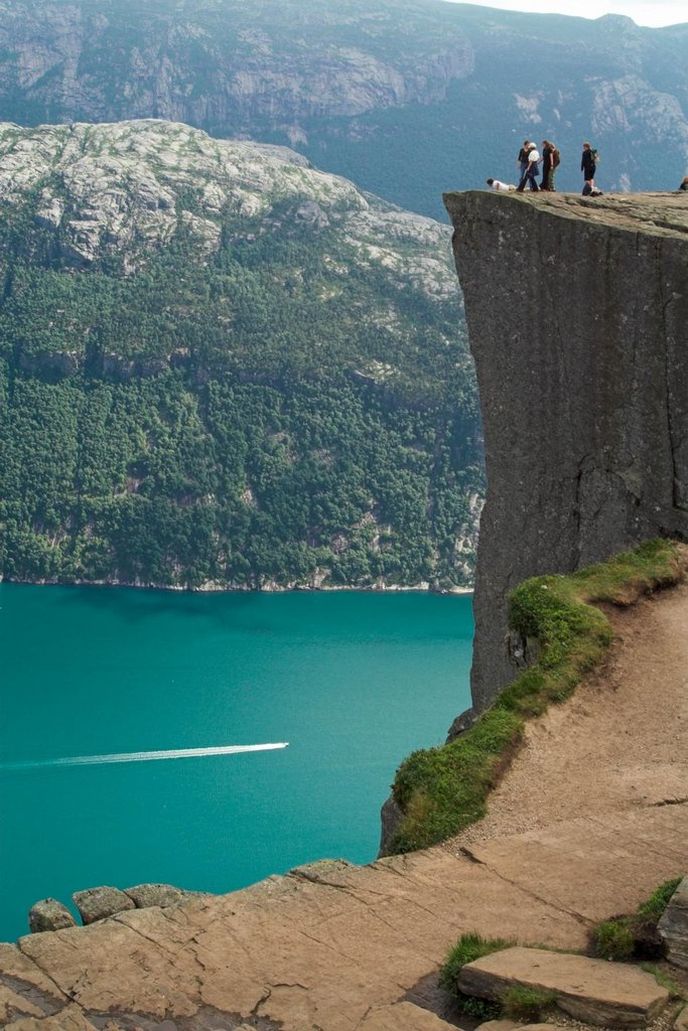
(444, 190), (688, 710)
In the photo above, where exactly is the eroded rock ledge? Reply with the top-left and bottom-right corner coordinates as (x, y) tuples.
(443, 191), (688, 711)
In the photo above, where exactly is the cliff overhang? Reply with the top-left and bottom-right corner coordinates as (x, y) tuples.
(444, 190), (688, 710)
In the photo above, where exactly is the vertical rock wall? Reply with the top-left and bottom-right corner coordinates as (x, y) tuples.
(444, 191), (688, 711)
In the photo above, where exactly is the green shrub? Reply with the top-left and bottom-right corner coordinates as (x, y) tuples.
(592, 919), (635, 961)
(386, 540), (684, 855)
(454, 994), (502, 1020)
(501, 985), (557, 1022)
(439, 933), (513, 996)
(637, 878), (682, 922)
(591, 876), (684, 960)
(390, 708), (523, 852)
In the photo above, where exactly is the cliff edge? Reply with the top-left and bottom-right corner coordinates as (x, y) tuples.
(444, 191), (688, 711)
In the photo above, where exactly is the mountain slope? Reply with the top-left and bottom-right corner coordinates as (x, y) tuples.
(0, 119), (481, 589)
(0, 0), (685, 216)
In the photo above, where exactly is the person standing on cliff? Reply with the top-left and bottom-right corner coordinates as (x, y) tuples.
(581, 142), (597, 190)
(541, 141), (560, 191)
(517, 143), (540, 192)
(516, 140), (531, 189)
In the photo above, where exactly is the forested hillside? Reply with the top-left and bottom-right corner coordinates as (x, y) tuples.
(0, 0), (685, 217)
(0, 120), (481, 590)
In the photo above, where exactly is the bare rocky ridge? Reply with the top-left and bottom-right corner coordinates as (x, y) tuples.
(1, 584), (687, 1028)
(0, 119), (454, 295)
(443, 191), (688, 711)
(0, 0), (474, 126)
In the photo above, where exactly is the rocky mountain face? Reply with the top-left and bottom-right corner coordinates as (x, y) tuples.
(0, 119), (482, 590)
(444, 190), (688, 711)
(0, 0), (685, 218)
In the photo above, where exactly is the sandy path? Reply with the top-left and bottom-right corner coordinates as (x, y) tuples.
(449, 581), (688, 851)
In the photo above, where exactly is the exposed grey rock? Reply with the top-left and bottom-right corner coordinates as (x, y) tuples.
(378, 794), (405, 857)
(123, 883), (187, 909)
(444, 191), (688, 711)
(658, 876), (688, 969)
(458, 946), (669, 1027)
(72, 886), (136, 925)
(294, 200), (329, 227)
(0, 119), (455, 299)
(28, 898), (77, 933)
(446, 706), (477, 742)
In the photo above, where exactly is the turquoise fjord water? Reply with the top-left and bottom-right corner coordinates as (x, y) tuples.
(0, 585), (473, 942)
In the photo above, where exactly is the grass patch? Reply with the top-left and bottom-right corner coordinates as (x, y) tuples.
(591, 877), (684, 961)
(638, 877), (683, 922)
(502, 985), (557, 1022)
(592, 919), (635, 961)
(386, 539), (684, 854)
(439, 933), (513, 1019)
(439, 932), (514, 990)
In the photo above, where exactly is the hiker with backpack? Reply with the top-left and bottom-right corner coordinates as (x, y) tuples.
(541, 141), (560, 191)
(581, 142), (598, 190)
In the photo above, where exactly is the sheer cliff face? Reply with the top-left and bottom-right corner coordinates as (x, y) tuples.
(444, 191), (688, 711)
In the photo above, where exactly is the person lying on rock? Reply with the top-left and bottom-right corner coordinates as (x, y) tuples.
(486, 178), (517, 191)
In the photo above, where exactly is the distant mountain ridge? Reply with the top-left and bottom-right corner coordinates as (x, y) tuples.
(0, 119), (481, 589)
(0, 0), (686, 216)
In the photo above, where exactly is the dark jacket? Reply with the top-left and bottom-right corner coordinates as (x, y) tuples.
(581, 149), (596, 179)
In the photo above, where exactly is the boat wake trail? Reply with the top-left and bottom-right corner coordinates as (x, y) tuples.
(1, 743), (289, 771)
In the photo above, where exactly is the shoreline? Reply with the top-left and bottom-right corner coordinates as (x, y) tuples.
(0, 575), (474, 597)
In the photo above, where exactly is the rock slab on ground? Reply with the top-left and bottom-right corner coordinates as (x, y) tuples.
(123, 883), (187, 909)
(72, 886), (135, 925)
(27, 898), (76, 934)
(658, 877), (688, 969)
(458, 946), (669, 1027)
(360, 1001), (460, 1029)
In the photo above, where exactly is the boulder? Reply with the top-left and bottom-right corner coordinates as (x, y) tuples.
(457, 946), (669, 1028)
(658, 877), (688, 968)
(72, 886), (135, 925)
(124, 883), (186, 909)
(28, 898), (77, 933)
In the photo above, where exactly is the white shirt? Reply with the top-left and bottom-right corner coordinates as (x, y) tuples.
(527, 148), (540, 164)
(488, 180), (516, 191)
